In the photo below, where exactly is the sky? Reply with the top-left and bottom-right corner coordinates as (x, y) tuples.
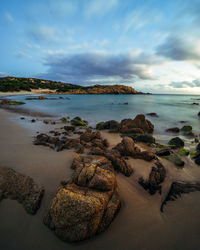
(0, 0), (200, 94)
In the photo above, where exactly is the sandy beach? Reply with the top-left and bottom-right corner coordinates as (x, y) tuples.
(1, 108), (200, 250)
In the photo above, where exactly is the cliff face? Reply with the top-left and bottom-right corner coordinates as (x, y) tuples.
(65, 85), (143, 95)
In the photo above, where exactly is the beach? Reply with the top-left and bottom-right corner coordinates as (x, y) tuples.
(1, 107), (200, 250)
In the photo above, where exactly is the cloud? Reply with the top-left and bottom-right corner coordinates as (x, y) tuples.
(156, 35), (200, 61)
(169, 79), (200, 88)
(124, 8), (161, 32)
(39, 50), (161, 84)
(14, 51), (26, 58)
(27, 26), (72, 44)
(0, 72), (9, 77)
(4, 12), (13, 22)
(84, 0), (119, 18)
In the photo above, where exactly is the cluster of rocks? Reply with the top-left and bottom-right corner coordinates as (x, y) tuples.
(166, 125), (195, 137)
(43, 154), (121, 242)
(96, 114), (154, 134)
(34, 130), (109, 154)
(0, 166), (44, 214)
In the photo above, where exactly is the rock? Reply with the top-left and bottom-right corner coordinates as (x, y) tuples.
(1, 99), (25, 105)
(115, 137), (155, 161)
(43, 120), (49, 124)
(138, 160), (166, 195)
(89, 147), (105, 156)
(20, 117), (25, 120)
(64, 125), (75, 132)
(96, 120), (120, 132)
(105, 149), (133, 177)
(192, 103), (199, 105)
(120, 127), (144, 135)
(71, 155), (115, 191)
(168, 137), (184, 148)
(161, 182), (200, 212)
(165, 154), (185, 167)
(0, 166), (44, 214)
(155, 148), (171, 156)
(31, 119), (36, 123)
(181, 125), (192, 132)
(166, 127), (180, 133)
(43, 155), (120, 242)
(26, 96), (47, 100)
(135, 134), (155, 144)
(70, 117), (88, 127)
(198, 112), (200, 117)
(124, 102), (128, 105)
(120, 114), (154, 134)
(146, 112), (159, 117)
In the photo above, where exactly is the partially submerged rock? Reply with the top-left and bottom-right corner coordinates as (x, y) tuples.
(166, 127), (180, 133)
(0, 166), (44, 214)
(43, 155), (120, 242)
(146, 112), (159, 117)
(168, 137), (184, 149)
(1, 99), (25, 105)
(71, 117), (88, 127)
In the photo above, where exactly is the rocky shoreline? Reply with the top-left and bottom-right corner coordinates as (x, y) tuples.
(1, 108), (200, 247)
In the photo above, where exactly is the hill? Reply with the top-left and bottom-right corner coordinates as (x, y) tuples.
(0, 76), (146, 94)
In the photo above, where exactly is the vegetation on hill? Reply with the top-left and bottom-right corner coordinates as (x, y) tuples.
(0, 76), (144, 94)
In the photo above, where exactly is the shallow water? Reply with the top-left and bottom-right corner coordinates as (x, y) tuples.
(5, 94), (200, 141)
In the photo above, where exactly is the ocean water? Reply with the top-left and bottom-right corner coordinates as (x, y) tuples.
(5, 94), (200, 140)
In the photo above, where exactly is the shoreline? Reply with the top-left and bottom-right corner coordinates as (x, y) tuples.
(1, 108), (200, 249)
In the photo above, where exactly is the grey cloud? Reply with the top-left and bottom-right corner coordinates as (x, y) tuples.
(156, 35), (200, 61)
(39, 51), (161, 84)
(169, 79), (200, 88)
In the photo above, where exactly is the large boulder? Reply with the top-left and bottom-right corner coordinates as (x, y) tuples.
(43, 155), (120, 242)
(0, 166), (44, 214)
(120, 114), (154, 134)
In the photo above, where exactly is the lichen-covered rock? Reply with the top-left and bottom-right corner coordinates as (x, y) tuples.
(96, 120), (120, 132)
(165, 153), (185, 167)
(70, 117), (88, 127)
(44, 155), (120, 242)
(71, 155), (116, 191)
(0, 166), (44, 214)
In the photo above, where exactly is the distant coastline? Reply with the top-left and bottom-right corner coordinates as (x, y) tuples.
(0, 76), (149, 95)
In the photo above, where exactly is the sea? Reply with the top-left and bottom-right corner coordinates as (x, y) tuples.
(5, 94), (200, 142)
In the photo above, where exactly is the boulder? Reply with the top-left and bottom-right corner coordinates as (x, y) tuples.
(120, 114), (154, 134)
(0, 166), (44, 214)
(43, 155), (120, 242)
(155, 148), (171, 157)
(168, 137), (184, 148)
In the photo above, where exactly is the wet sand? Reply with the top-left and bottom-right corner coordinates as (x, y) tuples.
(1, 109), (200, 250)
